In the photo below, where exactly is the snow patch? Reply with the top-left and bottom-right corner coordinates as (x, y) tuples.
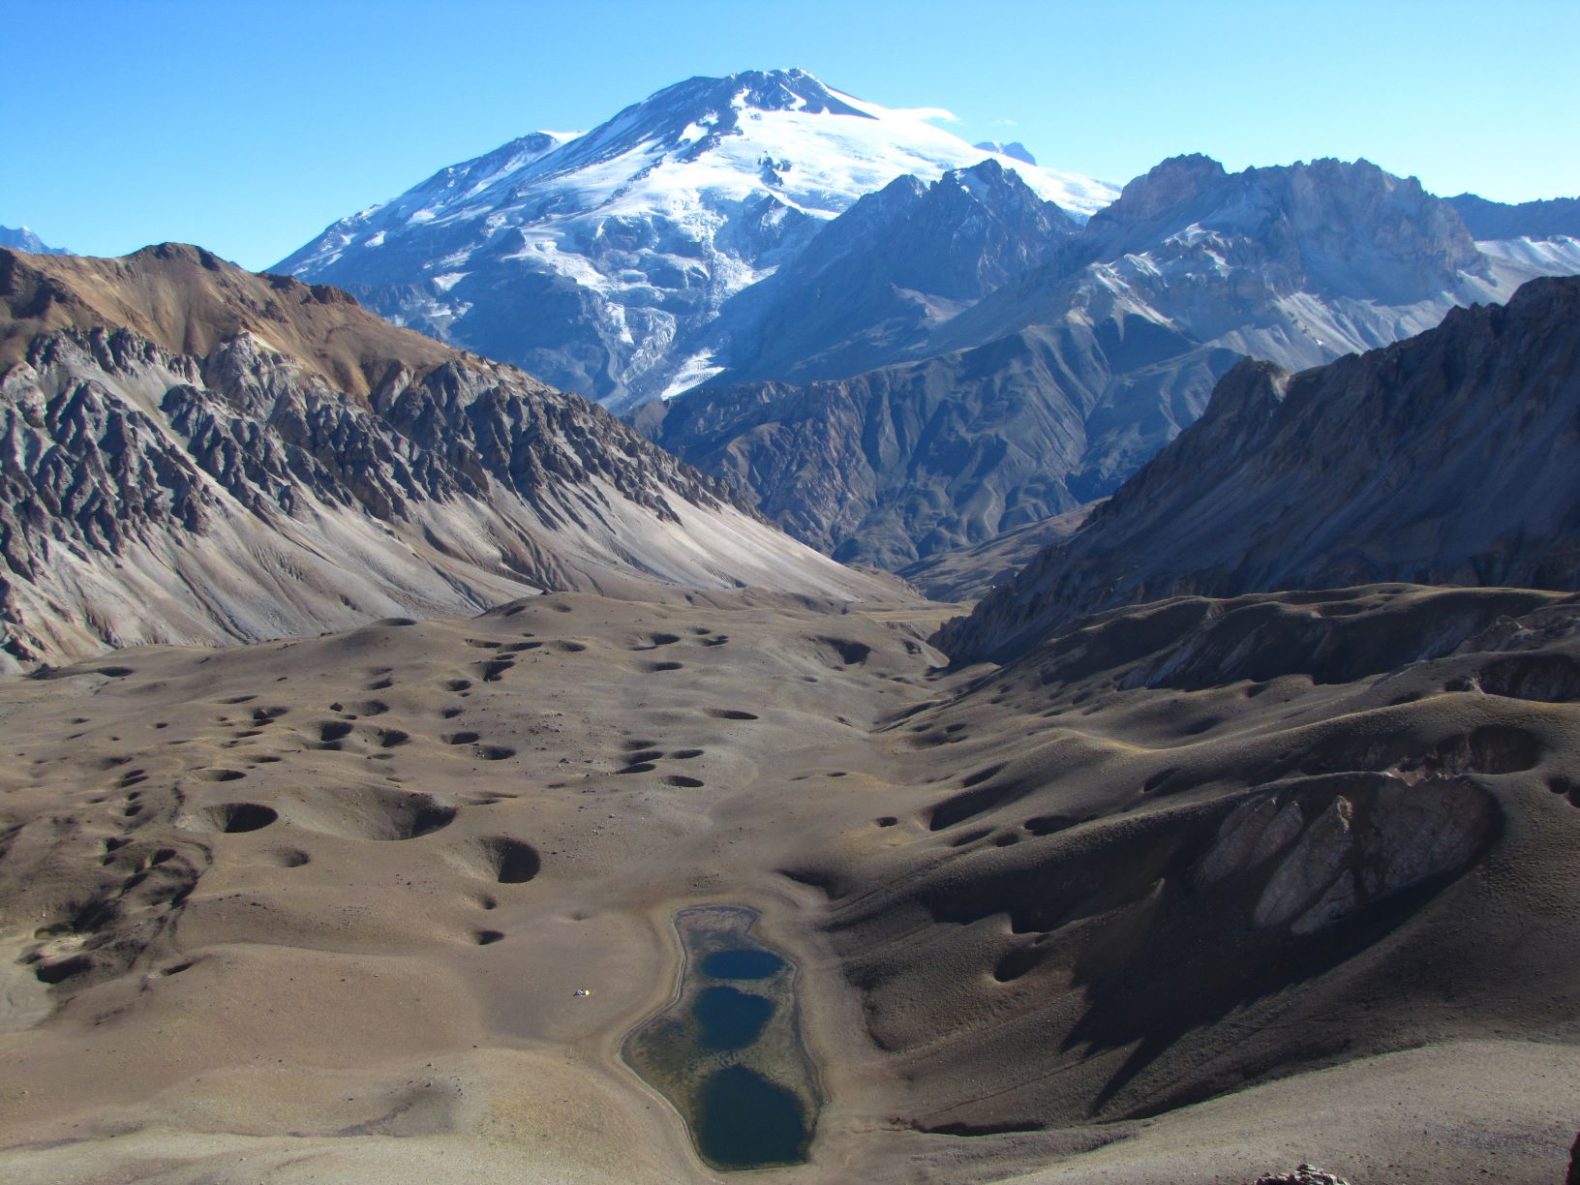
(660, 350), (725, 399)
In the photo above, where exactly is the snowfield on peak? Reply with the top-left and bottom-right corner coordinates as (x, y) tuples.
(276, 69), (1118, 410)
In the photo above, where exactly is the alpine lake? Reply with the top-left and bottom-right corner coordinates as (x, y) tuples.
(622, 905), (821, 1170)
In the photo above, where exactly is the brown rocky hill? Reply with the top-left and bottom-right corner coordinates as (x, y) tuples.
(0, 245), (891, 671)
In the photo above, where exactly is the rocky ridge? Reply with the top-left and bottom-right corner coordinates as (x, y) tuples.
(649, 158), (1580, 567)
(0, 245), (890, 671)
(936, 275), (1580, 664)
(1448, 193), (1580, 241)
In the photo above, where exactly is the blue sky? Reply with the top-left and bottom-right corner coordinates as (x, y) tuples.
(6, 0), (1577, 270)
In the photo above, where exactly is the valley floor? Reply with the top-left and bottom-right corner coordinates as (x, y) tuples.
(0, 587), (1575, 1184)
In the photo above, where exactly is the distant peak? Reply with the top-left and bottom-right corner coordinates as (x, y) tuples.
(0, 224), (71, 256)
(975, 140), (1037, 166)
(131, 242), (230, 271)
(1097, 154), (1228, 224)
(644, 68), (874, 121)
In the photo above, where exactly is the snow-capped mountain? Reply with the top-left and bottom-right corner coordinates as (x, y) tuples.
(275, 69), (1118, 410)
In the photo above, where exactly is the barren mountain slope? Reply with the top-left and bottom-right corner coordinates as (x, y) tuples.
(640, 334), (1101, 567)
(801, 584), (1580, 1167)
(939, 275), (1580, 664)
(0, 246), (893, 671)
(898, 502), (1097, 602)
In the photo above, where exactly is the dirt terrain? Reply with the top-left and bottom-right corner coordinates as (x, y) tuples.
(0, 584), (1576, 1183)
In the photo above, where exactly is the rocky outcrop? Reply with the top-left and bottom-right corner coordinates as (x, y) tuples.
(0, 247), (891, 671)
(1252, 1168), (1351, 1185)
(1201, 775), (1496, 936)
(937, 276), (1580, 664)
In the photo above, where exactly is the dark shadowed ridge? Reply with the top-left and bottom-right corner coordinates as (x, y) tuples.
(936, 275), (1580, 664)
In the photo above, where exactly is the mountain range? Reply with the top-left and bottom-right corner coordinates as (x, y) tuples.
(272, 71), (1580, 570)
(645, 155), (1580, 566)
(937, 273), (1580, 663)
(0, 244), (886, 671)
(1447, 193), (1580, 240)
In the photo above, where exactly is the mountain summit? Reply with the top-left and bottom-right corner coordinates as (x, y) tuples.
(275, 69), (1117, 409)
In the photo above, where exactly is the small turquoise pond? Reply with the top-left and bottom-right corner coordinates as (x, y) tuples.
(622, 906), (820, 1170)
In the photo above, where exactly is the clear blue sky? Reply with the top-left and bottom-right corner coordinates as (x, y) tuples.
(6, 0), (1577, 270)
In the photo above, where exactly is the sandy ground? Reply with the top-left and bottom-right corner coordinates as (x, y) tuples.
(0, 586), (1576, 1183)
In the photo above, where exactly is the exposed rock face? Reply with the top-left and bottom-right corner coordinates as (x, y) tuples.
(937, 275), (1580, 664)
(1252, 1168), (1352, 1185)
(647, 158), (1580, 567)
(1069, 155), (1482, 307)
(1204, 775), (1496, 936)
(0, 246), (891, 671)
